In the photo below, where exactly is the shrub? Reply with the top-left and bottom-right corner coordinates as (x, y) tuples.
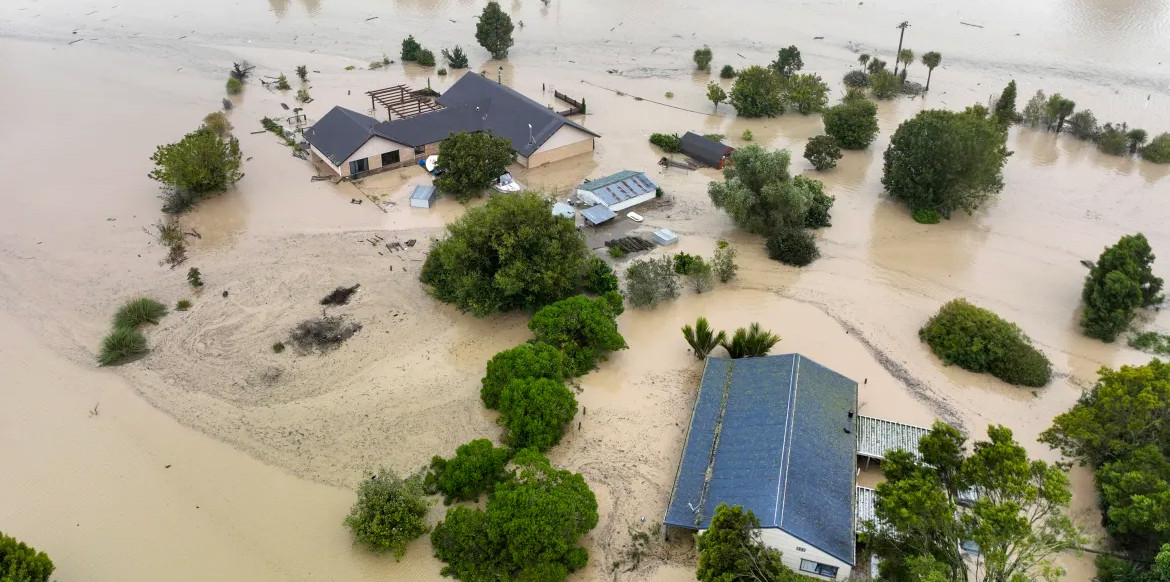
(498, 377), (577, 451)
(1128, 331), (1170, 356)
(665, 91), (674, 99)
(272, 341), (285, 353)
(823, 98), (879, 149)
(295, 88), (311, 103)
(114, 297), (168, 329)
(187, 267), (204, 287)
(149, 128), (243, 208)
(720, 65), (736, 79)
(741, 129), (753, 141)
(649, 132), (681, 153)
(529, 295), (627, 376)
(625, 256), (680, 309)
(785, 73), (829, 114)
(225, 77), (243, 95)
(401, 35), (422, 61)
(721, 323), (780, 358)
(437, 68), (447, 76)
(175, 299), (192, 311)
(683, 316), (726, 359)
(912, 209), (941, 224)
(765, 229), (819, 266)
(800, 176), (835, 228)
(481, 342), (565, 409)
(843, 70), (870, 88)
(673, 252), (703, 275)
(295, 65), (308, 81)
(804, 135), (842, 171)
(0, 531), (54, 582)
(919, 298), (1052, 387)
(869, 69), (900, 100)
(712, 240), (738, 283)
(1142, 133), (1170, 164)
(289, 316), (362, 352)
(99, 327), (148, 365)
(416, 48), (436, 67)
(1098, 123), (1129, 156)
(442, 46), (469, 69)
(693, 45), (713, 71)
(275, 73), (291, 90)
(730, 66), (785, 117)
(426, 439), (511, 503)
(421, 192), (589, 315)
(583, 256), (619, 294)
(691, 261), (715, 293)
(202, 112), (233, 137)
(608, 245), (626, 258)
(1066, 110), (1100, 140)
(343, 469), (429, 558)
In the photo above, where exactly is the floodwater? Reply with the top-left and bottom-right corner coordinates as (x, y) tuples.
(2, 0), (1170, 580)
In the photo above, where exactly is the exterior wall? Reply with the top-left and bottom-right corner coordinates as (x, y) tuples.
(310, 144), (344, 176)
(526, 137), (595, 167)
(533, 125), (595, 153)
(758, 529), (852, 581)
(343, 136), (415, 173)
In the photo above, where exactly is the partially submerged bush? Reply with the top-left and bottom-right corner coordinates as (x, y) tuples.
(150, 127), (243, 213)
(295, 88), (311, 103)
(175, 299), (192, 311)
(1142, 133), (1170, 163)
(919, 298), (1052, 387)
(720, 65), (736, 79)
(481, 342), (565, 409)
(765, 229), (819, 267)
(693, 45), (713, 71)
(649, 133), (681, 153)
(804, 135), (842, 171)
(416, 48), (437, 67)
(823, 98), (879, 150)
(842, 70), (870, 88)
(289, 316), (362, 353)
(187, 267), (204, 287)
(442, 46), (469, 69)
(99, 327), (148, 365)
(275, 73), (291, 90)
(401, 35), (422, 61)
(498, 377), (577, 452)
(202, 111), (233, 137)
(1128, 331), (1170, 356)
(869, 69), (900, 100)
(114, 298), (168, 329)
(0, 531), (54, 582)
(295, 65), (308, 82)
(426, 439), (512, 504)
(625, 256), (680, 309)
(225, 77), (243, 95)
(712, 240), (738, 283)
(912, 209), (942, 224)
(344, 469), (429, 558)
(1098, 123), (1129, 156)
(529, 295), (627, 376)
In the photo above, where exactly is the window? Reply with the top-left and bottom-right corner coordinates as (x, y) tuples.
(348, 157), (369, 175)
(414, 145), (426, 155)
(799, 559), (839, 579)
(381, 150), (400, 167)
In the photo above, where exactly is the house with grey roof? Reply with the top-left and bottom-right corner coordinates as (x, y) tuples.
(665, 354), (858, 580)
(575, 170), (658, 213)
(304, 73), (600, 178)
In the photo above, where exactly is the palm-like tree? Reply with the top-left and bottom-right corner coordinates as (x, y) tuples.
(893, 21), (910, 75)
(682, 317), (726, 360)
(720, 323), (780, 359)
(1127, 129), (1148, 154)
(898, 49), (914, 80)
(921, 51), (941, 90)
(858, 53), (871, 69)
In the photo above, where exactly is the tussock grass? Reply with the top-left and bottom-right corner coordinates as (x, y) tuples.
(114, 298), (168, 329)
(99, 327), (148, 365)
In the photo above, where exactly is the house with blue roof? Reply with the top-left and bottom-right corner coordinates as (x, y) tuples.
(665, 354), (858, 580)
(575, 170), (658, 213)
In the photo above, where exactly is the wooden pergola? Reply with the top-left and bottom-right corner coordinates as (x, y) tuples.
(367, 85), (441, 120)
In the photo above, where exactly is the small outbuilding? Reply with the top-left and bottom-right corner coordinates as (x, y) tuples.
(652, 229), (678, 246)
(409, 184), (437, 208)
(680, 132), (735, 169)
(552, 202), (576, 219)
(576, 170), (658, 213)
(581, 204), (617, 226)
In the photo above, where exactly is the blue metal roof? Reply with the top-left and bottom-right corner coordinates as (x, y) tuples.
(410, 185), (436, 201)
(665, 354), (858, 565)
(581, 204), (616, 224)
(579, 170), (658, 207)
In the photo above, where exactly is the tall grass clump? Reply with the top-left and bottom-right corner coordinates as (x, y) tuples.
(114, 298), (168, 329)
(919, 298), (1051, 387)
(99, 327), (148, 365)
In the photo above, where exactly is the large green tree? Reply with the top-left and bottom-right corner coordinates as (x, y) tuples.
(420, 192), (590, 315)
(426, 439), (512, 504)
(869, 423), (1083, 582)
(823, 98), (879, 149)
(149, 127), (243, 211)
(919, 298), (1052, 387)
(785, 73), (830, 114)
(431, 450), (598, 582)
(0, 531), (54, 582)
(730, 66), (785, 118)
(994, 80), (1019, 126)
(529, 294), (627, 376)
(434, 131), (517, 201)
(921, 51), (941, 90)
(475, 1), (514, 59)
(498, 377), (577, 450)
(696, 503), (808, 582)
(770, 45), (803, 78)
(881, 106), (1009, 218)
(1046, 94), (1076, 133)
(709, 145), (829, 235)
(481, 342), (565, 409)
(1080, 233), (1164, 342)
(343, 469), (430, 559)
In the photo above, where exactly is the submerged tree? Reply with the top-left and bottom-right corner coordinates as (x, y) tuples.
(1046, 93), (1076, 133)
(529, 294), (627, 376)
(682, 316), (726, 360)
(476, 1), (515, 59)
(481, 342), (565, 409)
(897, 48), (915, 79)
(708, 145), (827, 235)
(442, 46), (470, 69)
(344, 469), (430, 559)
(706, 81), (727, 112)
(149, 127), (243, 213)
(0, 531), (54, 582)
(1080, 233), (1163, 342)
(804, 135), (842, 171)
(823, 97), (879, 149)
(693, 45), (713, 71)
(434, 131), (516, 201)
(993, 80), (1019, 126)
(921, 51), (941, 90)
(785, 73), (829, 114)
(770, 45), (803, 78)
(426, 439), (512, 504)
(720, 323), (780, 358)
(729, 66), (785, 117)
(401, 35), (422, 61)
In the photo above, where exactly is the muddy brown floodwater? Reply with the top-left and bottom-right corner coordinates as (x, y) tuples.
(2, 0), (1170, 580)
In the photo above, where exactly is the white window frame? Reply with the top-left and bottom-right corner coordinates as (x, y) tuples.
(799, 558), (839, 579)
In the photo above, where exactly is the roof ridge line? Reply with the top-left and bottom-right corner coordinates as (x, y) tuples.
(775, 354), (801, 526)
(694, 358), (736, 527)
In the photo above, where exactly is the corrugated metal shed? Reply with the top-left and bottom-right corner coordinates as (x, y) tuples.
(855, 416), (930, 460)
(653, 229), (678, 246)
(664, 355), (858, 566)
(409, 185), (437, 208)
(578, 170), (658, 209)
(581, 204), (616, 225)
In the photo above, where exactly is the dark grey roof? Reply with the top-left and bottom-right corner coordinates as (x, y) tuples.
(373, 74), (599, 158)
(665, 354), (858, 566)
(303, 107), (379, 166)
(680, 131), (733, 167)
(581, 204), (616, 225)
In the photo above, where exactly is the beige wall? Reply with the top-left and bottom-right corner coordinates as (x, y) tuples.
(534, 125), (595, 153)
(525, 135), (595, 167)
(309, 144), (344, 176)
(758, 529), (852, 581)
(343, 136), (417, 173)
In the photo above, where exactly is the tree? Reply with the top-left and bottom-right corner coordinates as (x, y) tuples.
(711, 240), (738, 283)
(730, 66), (785, 118)
(867, 57), (889, 74)
(893, 21), (911, 75)
(431, 450), (598, 582)
(993, 80), (1018, 125)
(869, 423), (1083, 582)
(919, 298), (1052, 387)
(433, 132), (516, 201)
(769, 45), (803, 78)
(882, 107), (1009, 218)
(1067, 110), (1100, 140)
(1080, 233), (1163, 341)
(225, 76), (243, 95)
(529, 294), (627, 376)
(1097, 446), (1170, 553)
(498, 377), (577, 451)
(421, 192), (589, 316)
(649, 132), (682, 153)
(870, 69), (901, 100)
(624, 256), (680, 309)
(707, 145), (806, 235)
(583, 256), (619, 294)
(0, 531), (54, 582)
(148, 127), (243, 207)
(443, 46), (469, 68)
(1144, 133), (1170, 164)
(1128, 129), (1149, 154)
(343, 469), (430, 558)
(1100, 123), (1130, 155)
(921, 51), (941, 90)
(416, 48), (436, 67)
(804, 135), (842, 171)
(823, 98), (879, 149)
(706, 82), (727, 112)
(427, 439), (512, 504)
(1021, 90), (1050, 128)
(401, 35), (422, 61)
(843, 70), (870, 88)
(475, 1), (515, 60)
(858, 53), (871, 69)
(295, 65), (308, 82)
(766, 228), (819, 266)
(898, 48), (915, 79)
(720, 65), (736, 79)
(799, 176), (835, 228)
(696, 504), (791, 582)
(481, 342), (565, 409)
(720, 323), (780, 358)
(785, 73), (829, 114)
(683, 317), (726, 360)
(1046, 93), (1076, 133)
(202, 111), (233, 137)
(693, 45), (713, 71)
(691, 260), (715, 293)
